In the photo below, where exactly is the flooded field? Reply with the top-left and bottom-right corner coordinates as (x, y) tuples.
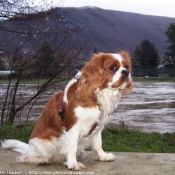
(0, 81), (175, 133)
(109, 82), (175, 133)
(0, 82), (64, 123)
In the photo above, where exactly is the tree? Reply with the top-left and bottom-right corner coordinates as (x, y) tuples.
(0, 59), (5, 70)
(34, 41), (56, 78)
(162, 23), (175, 76)
(132, 39), (160, 76)
(0, 1), (92, 125)
(132, 45), (141, 69)
(93, 48), (98, 54)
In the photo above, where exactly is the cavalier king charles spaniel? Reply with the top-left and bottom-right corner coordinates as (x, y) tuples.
(1, 51), (132, 170)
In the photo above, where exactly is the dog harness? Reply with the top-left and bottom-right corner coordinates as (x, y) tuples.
(58, 91), (65, 121)
(58, 77), (100, 136)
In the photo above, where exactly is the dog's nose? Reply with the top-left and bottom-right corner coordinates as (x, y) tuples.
(121, 70), (129, 77)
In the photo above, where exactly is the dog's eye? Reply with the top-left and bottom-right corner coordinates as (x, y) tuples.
(109, 65), (117, 72)
(125, 65), (129, 70)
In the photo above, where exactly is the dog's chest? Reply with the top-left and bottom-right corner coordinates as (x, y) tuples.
(95, 88), (121, 115)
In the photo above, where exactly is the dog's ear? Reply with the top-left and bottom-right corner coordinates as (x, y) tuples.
(119, 51), (132, 73)
(119, 51), (133, 96)
(75, 53), (105, 105)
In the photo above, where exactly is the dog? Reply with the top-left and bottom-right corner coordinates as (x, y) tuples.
(1, 51), (132, 170)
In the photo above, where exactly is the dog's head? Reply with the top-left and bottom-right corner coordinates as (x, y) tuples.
(76, 51), (133, 103)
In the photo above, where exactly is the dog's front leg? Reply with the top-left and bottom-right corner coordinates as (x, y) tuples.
(66, 146), (85, 170)
(63, 128), (86, 170)
(92, 129), (115, 161)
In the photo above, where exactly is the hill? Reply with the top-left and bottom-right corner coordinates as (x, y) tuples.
(0, 7), (175, 59)
(68, 7), (175, 58)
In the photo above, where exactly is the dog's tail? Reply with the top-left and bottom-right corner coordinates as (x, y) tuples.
(1, 139), (29, 154)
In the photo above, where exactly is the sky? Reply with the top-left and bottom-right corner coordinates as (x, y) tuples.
(52, 0), (175, 18)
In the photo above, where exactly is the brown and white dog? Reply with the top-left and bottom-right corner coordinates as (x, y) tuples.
(1, 51), (132, 170)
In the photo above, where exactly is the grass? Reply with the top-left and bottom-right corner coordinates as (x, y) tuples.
(0, 123), (35, 143)
(159, 73), (170, 78)
(133, 77), (175, 82)
(1, 123), (175, 153)
(102, 126), (175, 153)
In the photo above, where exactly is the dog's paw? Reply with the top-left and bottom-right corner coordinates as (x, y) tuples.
(64, 161), (86, 170)
(97, 152), (115, 162)
(36, 157), (53, 165)
(37, 161), (50, 165)
(16, 155), (26, 163)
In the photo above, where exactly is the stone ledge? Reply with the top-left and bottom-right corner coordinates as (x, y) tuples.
(0, 148), (175, 175)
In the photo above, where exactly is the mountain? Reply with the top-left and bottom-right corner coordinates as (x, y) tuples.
(67, 7), (175, 58)
(1, 7), (175, 59)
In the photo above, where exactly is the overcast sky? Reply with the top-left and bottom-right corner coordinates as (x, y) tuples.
(53, 0), (175, 18)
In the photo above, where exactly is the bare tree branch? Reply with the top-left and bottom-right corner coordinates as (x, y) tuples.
(0, 1), (92, 125)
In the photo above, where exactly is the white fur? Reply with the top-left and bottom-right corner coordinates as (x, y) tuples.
(63, 78), (76, 105)
(15, 138), (60, 164)
(92, 130), (115, 161)
(63, 71), (82, 105)
(74, 106), (101, 137)
(75, 71), (82, 80)
(1, 139), (29, 154)
(95, 87), (121, 116)
(112, 67), (126, 84)
(110, 53), (123, 63)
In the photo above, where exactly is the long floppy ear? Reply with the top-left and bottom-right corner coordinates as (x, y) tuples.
(75, 53), (105, 104)
(121, 80), (133, 97)
(119, 51), (133, 96)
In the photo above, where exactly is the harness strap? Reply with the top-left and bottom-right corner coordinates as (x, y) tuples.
(58, 91), (65, 121)
(87, 122), (99, 136)
(91, 93), (97, 102)
(58, 73), (81, 121)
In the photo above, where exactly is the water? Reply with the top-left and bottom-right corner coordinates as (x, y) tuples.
(0, 82), (64, 122)
(1, 82), (175, 133)
(108, 82), (175, 133)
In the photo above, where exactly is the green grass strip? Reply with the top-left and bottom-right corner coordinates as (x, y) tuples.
(1, 124), (175, 153)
